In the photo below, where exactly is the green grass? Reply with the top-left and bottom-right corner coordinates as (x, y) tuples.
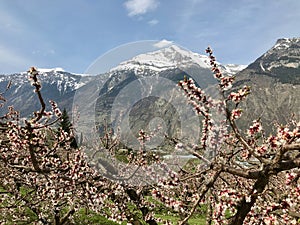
(0, 185), (208, 224)
(155, 214), (206, 225)
(73, 209), (127, 225)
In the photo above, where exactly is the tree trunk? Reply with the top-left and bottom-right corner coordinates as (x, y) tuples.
(228, 174), (269, 225)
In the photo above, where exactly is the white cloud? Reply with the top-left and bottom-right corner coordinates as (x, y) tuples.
(153, 39), (173, 48)
(124, 0), (159, 17)
(148, 19), (159, 26)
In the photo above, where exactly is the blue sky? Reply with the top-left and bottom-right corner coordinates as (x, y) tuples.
(1, 0), (300, 74)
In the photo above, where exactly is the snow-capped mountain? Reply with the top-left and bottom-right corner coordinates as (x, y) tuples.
(0, 68), (93, 117)
(96, 45), (246, 101)
(110, 45), (245, 76)
(8, 40), (295, 125)
(0, 68), (89, 94)
(93, 45), (246, 141)
(111, 45), (210, 73)
(0, 39), (299, 137)
(222, 64), (247, 76)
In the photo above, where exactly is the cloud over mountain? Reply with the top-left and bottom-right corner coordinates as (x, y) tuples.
(124, 0), (159, 17)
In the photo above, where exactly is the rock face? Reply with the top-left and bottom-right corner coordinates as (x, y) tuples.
(234, 38), (300, 133)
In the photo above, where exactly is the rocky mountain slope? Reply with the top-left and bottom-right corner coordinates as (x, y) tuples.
(245, 38), (300, 84)
(234, 38), (300, 133)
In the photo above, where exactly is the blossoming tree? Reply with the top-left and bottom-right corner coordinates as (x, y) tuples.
(152, 47), (300, 224)
(0, 47), (299, 225)
(0, 67), (156, 225)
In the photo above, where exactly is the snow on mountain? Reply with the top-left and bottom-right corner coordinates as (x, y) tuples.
(37, 67), (65, 73)
(37, 68), (91, 77)
(110, 45), (209, 72)
(0, 68), (94, 117)
(1, 45), (245, 92)
(0, 68), (91, 94)
(110, 45), (245, 76)
(260, 38), (300, 71)
(272, 38), (298, 50)
(0, 44), (247, 118)
(222, 64), (247, 75)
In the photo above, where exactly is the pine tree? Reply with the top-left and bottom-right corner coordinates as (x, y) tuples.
(59, 108), (78, 148)
(60, 109), (72, 133)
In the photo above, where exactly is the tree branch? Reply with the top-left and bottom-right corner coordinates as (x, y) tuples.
(28, 67), (46, 124)
(179, 168), (221, 225)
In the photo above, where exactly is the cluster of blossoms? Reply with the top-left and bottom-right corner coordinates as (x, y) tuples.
(1, 105), (122, 223)
(28, 67), (41, 90)
(178, 77), (214, 114)
(228, 85), (251, 103)
(49, 100), (62, 117)
(241, 174), (300, 225)
(267, 123), (300, 148)
(247, 120), (263, 136)
(138, 129), (151, 147)
(177, 77), (225, 151)
(268, 135), (280, 149)
(231, 108), (243, 120)
(277, 125), (300, 142)
(212, 189), (243, 224)
(285, 172), (298, 185)
(206, 46), (235, 90)
(255, 145), (268, 156)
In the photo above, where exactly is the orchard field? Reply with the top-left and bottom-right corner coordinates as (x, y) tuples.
(0, 48), (299, 225)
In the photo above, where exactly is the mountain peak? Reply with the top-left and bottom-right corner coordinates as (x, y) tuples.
(109, 44), (211, 74)
(109, 45), (246, 77)
(272, 37), (300, 51)
(242, 37), (300, 84)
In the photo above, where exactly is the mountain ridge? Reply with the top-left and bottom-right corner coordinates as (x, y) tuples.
(0, 38), (299, 136)
(0, 45), (245, 118)
(233, 37), (300, 133)
(245, 37), (300, 84)
(110, 45), (246, 77)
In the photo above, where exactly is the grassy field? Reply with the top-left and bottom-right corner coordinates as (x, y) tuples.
(155, 214), (206, 225)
